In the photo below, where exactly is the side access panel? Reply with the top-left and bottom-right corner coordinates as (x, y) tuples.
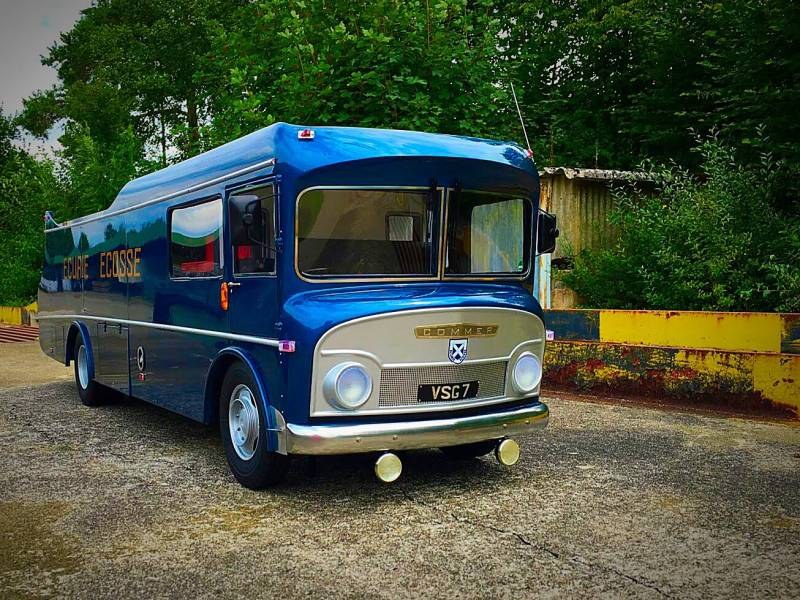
(94, 322), (129, 394)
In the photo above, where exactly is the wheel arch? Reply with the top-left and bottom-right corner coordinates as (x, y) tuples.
(65, 321), (95, 381)
(204, 347), (286, 454)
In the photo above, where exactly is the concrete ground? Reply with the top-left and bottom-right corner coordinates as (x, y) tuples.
(0, 342), (798, 598)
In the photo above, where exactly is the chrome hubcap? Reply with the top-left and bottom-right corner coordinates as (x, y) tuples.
(77, 345), (89, 389)
(228, 384), (259, 461)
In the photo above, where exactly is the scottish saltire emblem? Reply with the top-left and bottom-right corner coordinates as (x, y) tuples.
(448, 338), (468, 364)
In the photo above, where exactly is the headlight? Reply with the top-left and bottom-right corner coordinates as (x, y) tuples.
(511, 352), (542, 394)
(323, 362), (372, 409)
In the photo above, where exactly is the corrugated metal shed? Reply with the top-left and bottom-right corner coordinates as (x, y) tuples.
(542, 167), (651, 182)
(536, 167), (652, 309)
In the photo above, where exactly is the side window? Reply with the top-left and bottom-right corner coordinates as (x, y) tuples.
(170, 198), (223, 278)
(470, 199), (525, 273)
(229, 186), (276, 275)
(446, 192), (529, 275)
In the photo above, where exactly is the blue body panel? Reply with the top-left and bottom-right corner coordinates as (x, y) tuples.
(106, 123), (536, 215)
(39, 123), (544, 432)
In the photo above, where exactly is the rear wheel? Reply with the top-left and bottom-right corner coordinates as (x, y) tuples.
(219, 363), (289, 489)
(440, 439), (498, 460)
(73, 337), (102, 406)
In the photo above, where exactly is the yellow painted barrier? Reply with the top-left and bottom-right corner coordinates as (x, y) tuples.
(752, 354), (800, 411)
(546, 308), (800, 417)
(599, 310), (782, 353)
(0, 302), (38, 326)
(545, 341), (800, 414)
(0, 306), (23, 325)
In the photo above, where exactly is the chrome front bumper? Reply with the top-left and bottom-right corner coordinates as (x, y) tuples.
(283, 402), (549, 455)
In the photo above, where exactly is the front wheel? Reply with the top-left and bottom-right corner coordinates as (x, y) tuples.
(219, 363), (289, 489)
(440, 439), (498, 460)
(73, 337), (102, 406)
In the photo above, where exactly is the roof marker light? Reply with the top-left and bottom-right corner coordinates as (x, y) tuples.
(297, 129), (315, 140)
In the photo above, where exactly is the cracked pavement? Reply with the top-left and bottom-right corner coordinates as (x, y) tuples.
(0, 346), (799, 598)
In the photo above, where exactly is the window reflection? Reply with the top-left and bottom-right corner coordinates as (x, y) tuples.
(170, 198), (223, 278)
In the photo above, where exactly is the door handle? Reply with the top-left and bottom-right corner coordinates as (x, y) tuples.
(227, 282), (241, 291)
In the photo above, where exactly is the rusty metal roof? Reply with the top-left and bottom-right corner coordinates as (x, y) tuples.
(542, 167), (652, 181)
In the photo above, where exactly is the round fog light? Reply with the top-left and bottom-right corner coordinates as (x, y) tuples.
(495, 438), (520, 466)
(323, 362), (372, 409)
(375, 452), (402, 483)
(512, 352), (542, 394)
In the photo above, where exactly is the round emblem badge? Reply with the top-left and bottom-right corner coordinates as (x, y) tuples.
(136, 346), (146, 372)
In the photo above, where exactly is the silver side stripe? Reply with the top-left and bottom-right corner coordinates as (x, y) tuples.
(36, 314), (280, 348)
(45, 157), (277, 232)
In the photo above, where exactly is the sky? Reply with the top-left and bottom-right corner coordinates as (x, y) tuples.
(0, 0), (89, 150)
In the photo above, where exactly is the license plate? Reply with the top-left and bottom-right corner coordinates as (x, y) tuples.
(418, 380), (479, 402)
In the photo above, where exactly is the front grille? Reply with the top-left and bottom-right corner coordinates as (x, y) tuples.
(378, 360), (507, 408)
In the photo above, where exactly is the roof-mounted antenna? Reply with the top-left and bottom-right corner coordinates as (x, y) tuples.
(510, 82), (533, 159)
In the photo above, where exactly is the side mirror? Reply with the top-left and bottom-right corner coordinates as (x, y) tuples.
(230, 195), (265, 247)
(536, 210), (559, 255)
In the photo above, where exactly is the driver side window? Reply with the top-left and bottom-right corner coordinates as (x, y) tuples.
(229, 185), (276, 275)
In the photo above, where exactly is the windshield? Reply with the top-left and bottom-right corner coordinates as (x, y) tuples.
(445, 191), (531, 276)
(297, 188), (434, 277)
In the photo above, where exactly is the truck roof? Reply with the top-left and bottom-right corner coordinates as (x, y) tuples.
(109, 123), (535, 213)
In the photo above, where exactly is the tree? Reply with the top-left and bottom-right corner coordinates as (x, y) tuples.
(0, 111), (64, 305)
(695, 0), (800, 167)
(204, 0), (512, 147)
(19, 0), (800, 172)
(20, 0), (245, 164)
(505, 0), (800, 169)
(57, 122), (147, 219)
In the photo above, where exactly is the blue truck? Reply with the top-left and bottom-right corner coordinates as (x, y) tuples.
(38, 123), (557, 488)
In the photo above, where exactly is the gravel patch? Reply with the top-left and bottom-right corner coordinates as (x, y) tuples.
(0, 377), (798, 598)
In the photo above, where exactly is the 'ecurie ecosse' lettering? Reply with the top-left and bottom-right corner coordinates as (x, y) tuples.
(63, 255), (88, 280)
(63, 247), (142, 281)
(99, 247), (141, 279)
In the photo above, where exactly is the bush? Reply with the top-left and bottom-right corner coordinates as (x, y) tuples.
(560, 137), (800, 312)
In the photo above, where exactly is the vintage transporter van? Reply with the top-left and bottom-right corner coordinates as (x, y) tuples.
(38, 123), (558, 488)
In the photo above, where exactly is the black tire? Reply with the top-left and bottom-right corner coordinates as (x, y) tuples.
(440, 439), (498, 460)
(219, 363), (289, 489)
(73, 337), (102, 406)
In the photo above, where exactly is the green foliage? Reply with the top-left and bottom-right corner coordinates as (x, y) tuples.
(20, 0), (244, 163)
(507, 0), (800, 168)
(0, 111), (64, 305)
(17, 0), (800, 169)
(203, 0), (511, 146)
(56, 123), (155, 220)
(2, 0), (799, 308)
(693, 1), (800, 168)
(561, 137), (800, 312)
